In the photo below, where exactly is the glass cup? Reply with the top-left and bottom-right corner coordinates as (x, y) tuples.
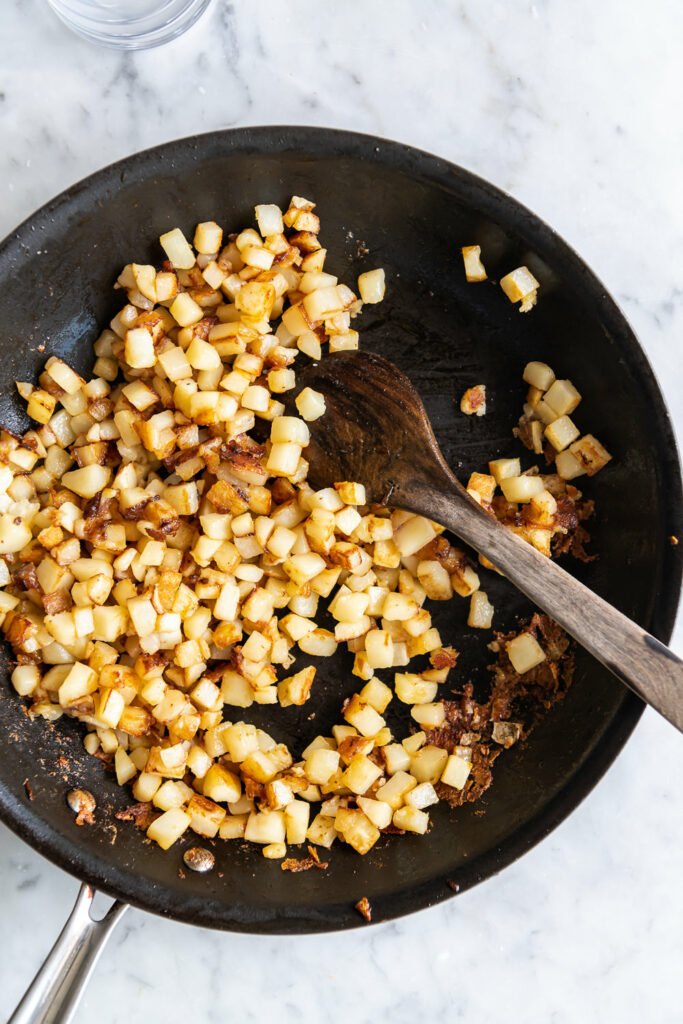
(46, 0), (213, 50)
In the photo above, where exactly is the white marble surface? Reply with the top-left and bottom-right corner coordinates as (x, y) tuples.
(1, 1), (682, 1021)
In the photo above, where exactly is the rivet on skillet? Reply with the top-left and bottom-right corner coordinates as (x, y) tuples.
(183, 847), (215, 873)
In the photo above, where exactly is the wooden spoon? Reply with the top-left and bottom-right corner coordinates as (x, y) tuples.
(291, 349), (683, 733)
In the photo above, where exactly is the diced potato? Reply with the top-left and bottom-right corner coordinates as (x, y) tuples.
(277, 666), (316, 707)
(335, 807), (380, 854)
(488, 457), (521, 485)
(529, 419), (545, 455)
(219, 814), (248, 840)
(44, 357), (84, 394)
(342, 757), (385, 794)
(411, 702), (445, 729)
(528, 489), (557, 525)
(329, 587), (369, 622)
(284, 799), (310, 844)
(394, 673), (437, 705)
(357, 269), (385, 304)
(393, 805), (429, 834)
(545, 379), (581, 417)
(500, 266), (539, 310)
(267, 442), (302, 477)
(569, 434), (612, 476)
(402, 732), (425, 755)
(170, 292), (204, 327)
(306, 813), (337, 849)
(147, 808), (191, 850)
(26, 389), (57, 425)
(343, 693), (385, 735)
(416, 560), (453, 601)
(62, 464), (111, 499)
(462, 245), (487, 282)
(405, 782), (439, 809)
(467, 590), (494, 629)
(245, 810), (286, 845)
(186, 337), (221, 371)
(364, 628), (394, 669)
(466, 472), (496, 504)
(382, 592), (419, 621)
(187, 794), (226, 838)
(255, 204), (284, 236)
(271, 416), (310, 446)
(460, 385), (486, 417)
(262, 842), (287, 859)
(58, 662), (97, 707)
(393, 515), (437, 557)
(159, 228), (195, 269)
(500, 475), (545, 503)
(242, 745), (293, 783)
(203, 763), (241, 803)
(114, 747), (137, 787)
(359, 677), (393, 714)
(506, 632), (546, 674)
(383, 743), (411, 774)
(440, 754), (472, 790)
(405, 627), (442, 657)
(357, 797), (393, 829)
(555, 449), (586, 480)
(376, 771), (417, 809)
(296, 387), (326, 421)
(11, 664), (41, 696)
(305, 748), (340, 785)
(334, 481), (366, 505)
(523, 361), (555, 391)
(545, 415), (580, 452)
(410, 745), (449, 784)
(194, 221), (223, 255)
(298, 628), (337, 658)
(533, 398), (558, 425)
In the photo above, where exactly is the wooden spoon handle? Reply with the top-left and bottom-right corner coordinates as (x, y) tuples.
(408, 481), (683, 733)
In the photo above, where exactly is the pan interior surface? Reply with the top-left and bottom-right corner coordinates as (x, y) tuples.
(0, 127), (680, 932)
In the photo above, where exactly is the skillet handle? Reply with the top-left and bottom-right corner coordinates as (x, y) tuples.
(9, 883), (129, 1024)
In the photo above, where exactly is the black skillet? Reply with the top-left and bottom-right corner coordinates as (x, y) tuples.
(1, 125), (681, 1018)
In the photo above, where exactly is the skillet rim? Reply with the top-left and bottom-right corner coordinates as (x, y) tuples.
(0, 125), (680, 932)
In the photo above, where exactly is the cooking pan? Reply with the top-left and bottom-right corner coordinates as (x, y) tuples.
(1, 127), (681, 1023)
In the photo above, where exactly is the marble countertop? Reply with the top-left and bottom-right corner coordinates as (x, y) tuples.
(1, 1), (682, 1021)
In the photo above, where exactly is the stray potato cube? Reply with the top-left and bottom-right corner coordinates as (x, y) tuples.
(357, 269), (385, 304)
(160, 228), (195, 269)
(467, 590), (494, 629)
(460, 385), (486, 417)
(296, 387), (326, 421)
(506, 632), (546, 674)
(462, 245), (487, 282)
(500, 266), (539, 312)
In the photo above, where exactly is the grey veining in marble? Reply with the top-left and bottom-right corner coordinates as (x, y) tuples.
(1, 1), (682, 1022)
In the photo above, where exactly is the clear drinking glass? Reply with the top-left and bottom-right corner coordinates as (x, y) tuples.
(46, 0), (212, 50)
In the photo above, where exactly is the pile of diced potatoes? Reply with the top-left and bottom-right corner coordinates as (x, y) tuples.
(0, 203), (607, 861)
(0, 198), (501, 860)
(517, 361), (611, 479)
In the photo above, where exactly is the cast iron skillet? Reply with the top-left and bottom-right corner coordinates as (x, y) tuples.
(0, 127), (681, 939)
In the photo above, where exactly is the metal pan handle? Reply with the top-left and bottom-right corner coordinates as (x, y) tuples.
(9, 884), (129, 1024)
